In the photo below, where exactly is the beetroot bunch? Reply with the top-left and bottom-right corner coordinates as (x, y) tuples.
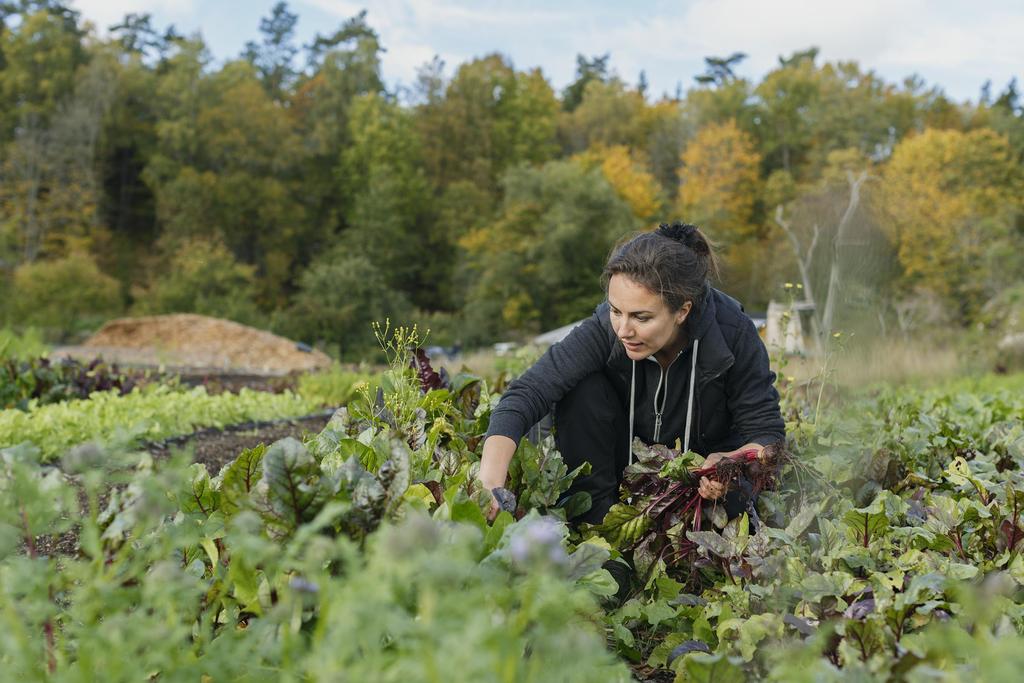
(601, 441), (784, 576)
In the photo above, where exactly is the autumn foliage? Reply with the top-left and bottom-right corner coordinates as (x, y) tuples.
(0, 5), (1022, 354)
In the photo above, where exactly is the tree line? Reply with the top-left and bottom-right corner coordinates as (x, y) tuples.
(1, 1), (1022, 358)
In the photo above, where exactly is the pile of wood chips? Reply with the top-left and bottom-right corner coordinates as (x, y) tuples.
(58, 314), (332, 376)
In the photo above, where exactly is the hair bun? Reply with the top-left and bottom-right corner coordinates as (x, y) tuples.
(656, 222), (708, 254)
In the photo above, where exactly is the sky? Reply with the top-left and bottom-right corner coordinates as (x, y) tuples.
(69, 0), (1023, 104)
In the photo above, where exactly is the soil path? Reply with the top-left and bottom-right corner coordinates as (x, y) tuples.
(35, 412), (333, 557)
(146, 411), (333, 474)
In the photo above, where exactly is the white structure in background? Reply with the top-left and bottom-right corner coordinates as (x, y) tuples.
(532, 319), (585, 346)
(492, 341), (519, 356)
(765, 300), (815, 355)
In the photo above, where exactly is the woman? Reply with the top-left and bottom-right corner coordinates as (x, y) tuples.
(479, 222), (785, 524)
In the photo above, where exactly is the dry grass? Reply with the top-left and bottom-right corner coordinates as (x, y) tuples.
(774, 336), (964, 390)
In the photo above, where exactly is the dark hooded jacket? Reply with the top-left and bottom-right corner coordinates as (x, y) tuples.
(486, 286), (785, 455)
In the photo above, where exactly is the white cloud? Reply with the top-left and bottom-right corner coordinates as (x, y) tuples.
(878, 6), (1024, 71)
(71, 0), (197, 34)
(69, 0), (1023, 101)
(300, 0), (583, 87)
(301, 1), (449, 87)
(304, 0), (573, 29)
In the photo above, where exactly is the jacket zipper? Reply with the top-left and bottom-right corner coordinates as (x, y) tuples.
(650, 351), (683, 442)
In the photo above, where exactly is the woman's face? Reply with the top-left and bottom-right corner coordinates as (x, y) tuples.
(607, 274), (691, 361)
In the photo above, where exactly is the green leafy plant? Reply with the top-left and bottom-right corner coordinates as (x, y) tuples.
(0, 384), (323, 461)
(0, 414), (630, 682)
(1, 355), (139, 411)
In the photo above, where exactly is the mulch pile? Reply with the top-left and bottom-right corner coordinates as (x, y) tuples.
(54, 314), (332, 376)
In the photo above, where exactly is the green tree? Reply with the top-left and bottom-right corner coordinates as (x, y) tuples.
(460, 159), (636, 340)
(94, 37), (161, 285)
(416, 54), (559, 191)
(9, 250), (122, 336)
(977, 78), (1024, 162)
(559, 78), (647, 153)
(242, 1), (298, 101)
(336, 93), (438, 308)
(643, 99), (689, 195)
(802, 61), (918, 174)
(287, 248), (411, 358)
(562, 53), (610, 112)
(694, 52), (747, 87)
(0, 5), (85, 137)
(131, 237), (261, 324)
(682, 51), (756, 136)
(0, 48), (117, 265)
(295, 10), (385, 233)
(754, 49), (823, 176)
(144, 52), (307, 305)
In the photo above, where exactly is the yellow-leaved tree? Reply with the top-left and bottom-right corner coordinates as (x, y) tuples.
(575, 145), (663, 223)
(881, 128), (1024, 319)
(676, 119), (762, 243)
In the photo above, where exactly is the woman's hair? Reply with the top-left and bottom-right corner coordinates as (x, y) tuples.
(601, 222), (719, 313)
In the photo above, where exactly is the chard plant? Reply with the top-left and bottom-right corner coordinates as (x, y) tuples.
(0, 421), (626, 681)
(594, 376), (1024, 680)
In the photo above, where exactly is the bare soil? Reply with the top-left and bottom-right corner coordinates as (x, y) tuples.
(147, 411), (332, 475)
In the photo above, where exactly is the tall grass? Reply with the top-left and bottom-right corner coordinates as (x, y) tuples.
(831, 337), (963, 388)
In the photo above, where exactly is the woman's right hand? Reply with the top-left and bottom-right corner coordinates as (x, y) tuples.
(479, 435), (517, 521)
(483, 492), (502, 521)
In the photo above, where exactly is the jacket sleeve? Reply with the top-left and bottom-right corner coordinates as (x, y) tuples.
(485, 305), (613, 446)
(725, 317), (786, 447)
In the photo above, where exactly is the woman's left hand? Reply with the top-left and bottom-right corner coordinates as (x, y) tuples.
(697, 443), (765, 500)
(704, 443), (765, 467)
(698, 476), (727, 500)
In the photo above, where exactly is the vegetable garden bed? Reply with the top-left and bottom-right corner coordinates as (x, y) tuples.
(4, 335), (1024, 681)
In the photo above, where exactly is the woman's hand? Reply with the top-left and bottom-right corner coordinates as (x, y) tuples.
(479, 435), (517, 521)
(483, 494), (501, 522)
(698, 476), (727, 500)
(696, 443), (764, 500)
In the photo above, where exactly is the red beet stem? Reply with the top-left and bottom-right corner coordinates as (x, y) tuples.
(691, 449), (760, 478)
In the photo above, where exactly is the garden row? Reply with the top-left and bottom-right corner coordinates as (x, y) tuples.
(0, 362), (377, 460)
(2, 332), (1024, 680)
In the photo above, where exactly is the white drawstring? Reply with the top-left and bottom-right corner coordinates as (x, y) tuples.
(683, 338), (699, 453)
(627, 336), (699, 466)
(627, 359), (636, 466)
